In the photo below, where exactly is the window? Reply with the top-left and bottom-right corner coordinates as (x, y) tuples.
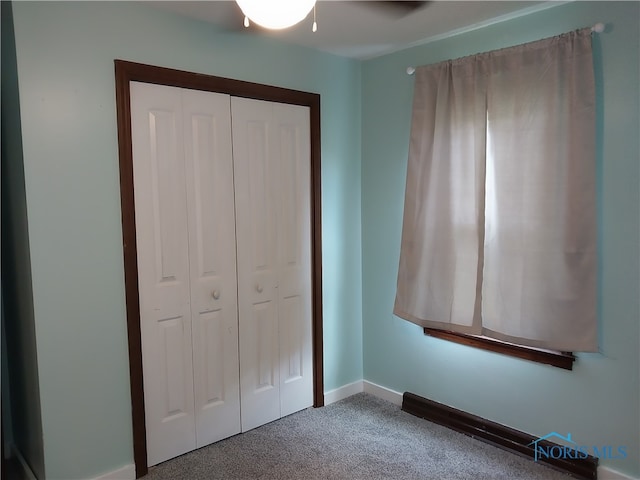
(394, 29), (597, 355)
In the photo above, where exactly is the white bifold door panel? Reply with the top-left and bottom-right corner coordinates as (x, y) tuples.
(232, 98), (313, 432)
(182, 89), (241, 449)
(131, 82), (198, 466)
(130, 82), (312, 466)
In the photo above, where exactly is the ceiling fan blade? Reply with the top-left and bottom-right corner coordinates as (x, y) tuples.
(356, 1), (430, 18)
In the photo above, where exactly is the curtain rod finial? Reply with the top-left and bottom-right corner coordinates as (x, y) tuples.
(592, 22), (605, 33)
(407, 66), (416, 75)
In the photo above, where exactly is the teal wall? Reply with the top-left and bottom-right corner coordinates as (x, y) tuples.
(1, 2), (46, 478)
(9, 1), (362, 478)
(362, 1), (639, 477)
(8, 0), (639, 478)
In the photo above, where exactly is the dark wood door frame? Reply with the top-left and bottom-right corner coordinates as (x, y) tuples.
(114, 60), (324, 478)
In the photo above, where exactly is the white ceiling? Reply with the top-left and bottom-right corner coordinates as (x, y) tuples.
(151, 1), (553, 59)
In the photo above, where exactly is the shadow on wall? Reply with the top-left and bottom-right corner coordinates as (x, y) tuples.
(1, 2), (45, 479)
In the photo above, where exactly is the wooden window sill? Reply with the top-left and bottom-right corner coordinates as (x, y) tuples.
(423, 328), (575, 370)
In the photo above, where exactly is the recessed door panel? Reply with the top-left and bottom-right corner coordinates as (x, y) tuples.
(279, 125), (300, 266)
(254, 301), (278, 391)
(247, 121), (270, 270)
(200, 310), (225, 405)
(159, 316), (189, 417)
(281, 296), (303, 383)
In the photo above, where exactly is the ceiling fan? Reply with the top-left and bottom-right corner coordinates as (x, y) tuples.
(235, 1), (430, 31)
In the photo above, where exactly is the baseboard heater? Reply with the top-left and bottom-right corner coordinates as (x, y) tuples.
(401, 392), (598, 480)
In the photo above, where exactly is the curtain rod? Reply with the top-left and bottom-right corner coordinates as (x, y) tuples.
(406, 22), (605, 75)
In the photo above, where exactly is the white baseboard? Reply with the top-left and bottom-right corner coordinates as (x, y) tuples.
(324, 380), (363, 405)
(12, 446), (37, 480)
(598, 466), (640, 480)
(324, 380), (403, 406)
(363, 380), (403, 406)
(90, 463), (136, 480)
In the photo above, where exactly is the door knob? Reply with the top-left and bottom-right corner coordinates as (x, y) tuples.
(212, 290), (220, 300)
(256, 284), (263, 293)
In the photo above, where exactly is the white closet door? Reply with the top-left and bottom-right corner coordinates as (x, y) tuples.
(130, 82), (196, 466)
(182, 89), (241, 447)
(232, 97), (313, 431)
(131, 83), (313, 463)
(274, 103), (313, 418)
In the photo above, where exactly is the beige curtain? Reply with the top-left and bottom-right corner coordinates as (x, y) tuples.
(394, 28), (597, 352)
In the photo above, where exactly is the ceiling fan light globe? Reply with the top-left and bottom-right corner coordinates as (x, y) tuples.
(236, 0), (316, 30)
